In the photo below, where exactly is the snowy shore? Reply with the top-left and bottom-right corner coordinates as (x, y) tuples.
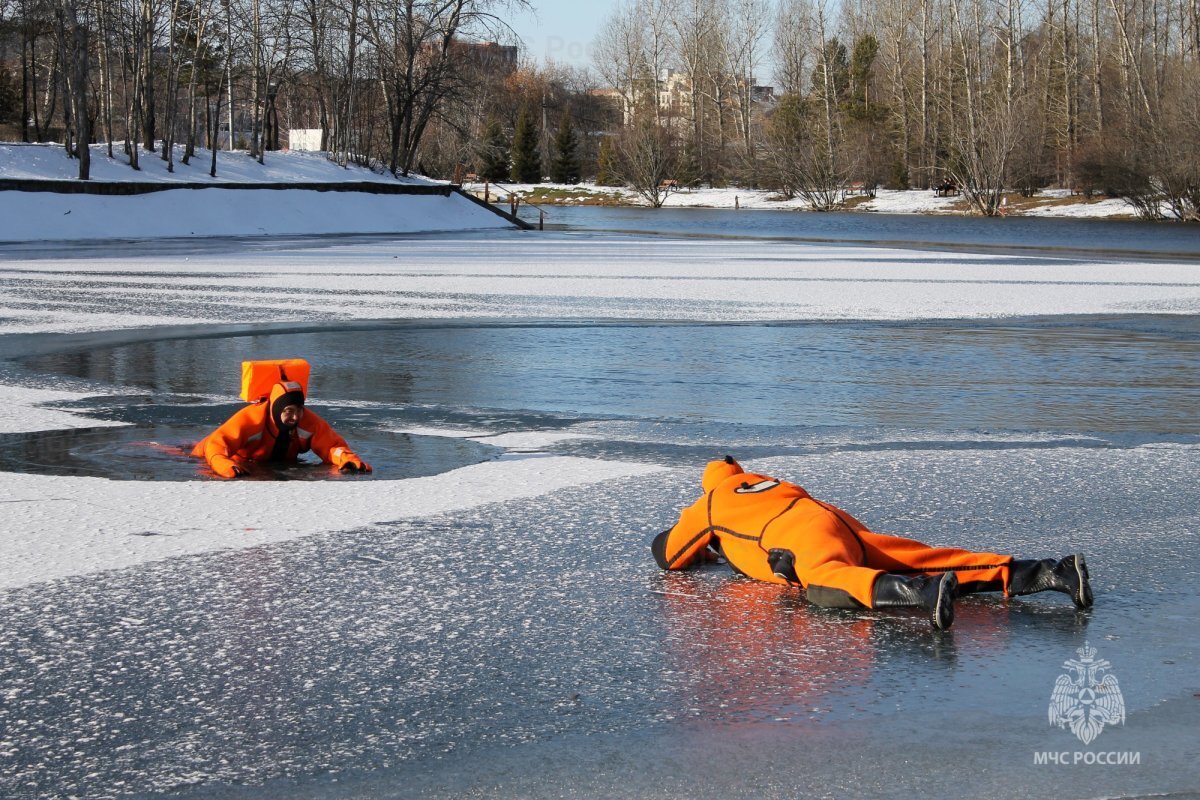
(1, 142), (1140, 243)
(0, 143), (515, 241)
(476, 180), (1137, 218)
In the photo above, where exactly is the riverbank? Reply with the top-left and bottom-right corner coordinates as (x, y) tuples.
(471, 180), (1136, 219)
(1, 142), (1140, 233)
(0, 143), (518, 240)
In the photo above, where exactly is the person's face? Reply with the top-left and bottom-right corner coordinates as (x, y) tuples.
(278, 404), (304, 428)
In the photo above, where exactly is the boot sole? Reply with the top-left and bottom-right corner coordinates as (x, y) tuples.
(933, 571), (958, 630)
(1074, 553), (1094, 609)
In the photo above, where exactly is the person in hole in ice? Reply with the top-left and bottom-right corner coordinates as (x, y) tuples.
(191, 380), (371, 478)
(652, 456), (1092, 630)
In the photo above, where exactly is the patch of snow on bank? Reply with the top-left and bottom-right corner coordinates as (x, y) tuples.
(0, 142), (437, 185)
(485, 181), (1150, 220)
(1024, 196), (1135, 218)
(861, 189), (966, 215)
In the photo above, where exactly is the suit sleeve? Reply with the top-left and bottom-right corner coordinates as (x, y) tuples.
(304, 412), (361, 468)
(202, 408), (255, 478)
(651, 496), (715, 570)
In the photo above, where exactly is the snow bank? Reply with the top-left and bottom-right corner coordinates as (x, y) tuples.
(0, 143), (513, 241)
(0, 142), (434, 184)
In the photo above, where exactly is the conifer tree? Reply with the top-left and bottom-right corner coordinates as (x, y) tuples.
(478, 119), (510, 182)
(510, 107), (542, 184)
(595, 136), (621, 186)
(550, 115), (581, 184)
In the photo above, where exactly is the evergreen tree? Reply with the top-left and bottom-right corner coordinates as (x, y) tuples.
(478, 119), (510, 182)
(846, 35), (882, 122)
(812, 38), (850, 103)
(0, 68), (19, 124)
(550, 114), (581, 184)
(510, 107), (542, 184)
(595, 136), (621, 186)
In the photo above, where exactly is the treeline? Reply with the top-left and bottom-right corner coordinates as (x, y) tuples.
(595, 0), (1199, 219)
(0, 0), (572, 179)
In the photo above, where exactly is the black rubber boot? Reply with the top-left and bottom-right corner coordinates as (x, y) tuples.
(871, 571), (958, 630)
(1008, 553), (1093, 609)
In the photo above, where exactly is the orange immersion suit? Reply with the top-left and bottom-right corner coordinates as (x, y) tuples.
(653, 457), (1012, 609)
(191, 380), (369, 478)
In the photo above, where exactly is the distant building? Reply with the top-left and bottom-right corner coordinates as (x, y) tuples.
(657, 69), (693, 119)
(420, 39), (519, 75)
(450, 40), (519, 73)
(288, 129), (323, 152)
(751, 85), (777, 105)
(595, 70), (775, 126)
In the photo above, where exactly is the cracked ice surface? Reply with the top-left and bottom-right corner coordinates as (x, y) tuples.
(0, 446), (1197, 799)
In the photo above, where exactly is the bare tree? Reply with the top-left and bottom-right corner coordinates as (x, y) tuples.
(55, 0), (89, 177)
(612, 115), (681, 206)
(593, 0), (649, 121)
(360, 0), (526, 176)
(724, 0), (771, 159)
(944, 0), (1026, 214)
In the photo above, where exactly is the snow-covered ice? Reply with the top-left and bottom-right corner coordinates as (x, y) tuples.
(3, 234), (1199, 336)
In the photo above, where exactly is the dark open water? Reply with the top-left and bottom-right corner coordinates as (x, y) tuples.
(5, 316), (1200, 480)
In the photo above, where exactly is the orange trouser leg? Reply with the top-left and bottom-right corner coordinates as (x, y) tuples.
(857, 530), (1012, 594)
(778, 516), (882, 609)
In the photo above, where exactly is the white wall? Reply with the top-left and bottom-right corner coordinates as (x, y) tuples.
(287, 129), (324, 152)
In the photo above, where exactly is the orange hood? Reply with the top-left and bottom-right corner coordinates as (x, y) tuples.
(268, 380), (306, 432)
(702, 456), (744, 493)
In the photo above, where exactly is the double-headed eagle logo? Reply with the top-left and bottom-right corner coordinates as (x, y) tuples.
(1049, 642), (1125, 744)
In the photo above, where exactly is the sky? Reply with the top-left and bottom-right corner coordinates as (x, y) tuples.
(504, 1), (624, 70)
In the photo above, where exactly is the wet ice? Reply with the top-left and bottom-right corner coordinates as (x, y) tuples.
(0, 442), (1197, 799)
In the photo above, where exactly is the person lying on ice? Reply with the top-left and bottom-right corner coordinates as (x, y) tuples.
(191, 380), (371, 478)
(651, 456), (1092, 630)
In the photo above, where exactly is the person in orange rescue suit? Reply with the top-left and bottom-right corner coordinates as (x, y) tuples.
(652, 456), (1092, 630)
(191, 380), (371, 478)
